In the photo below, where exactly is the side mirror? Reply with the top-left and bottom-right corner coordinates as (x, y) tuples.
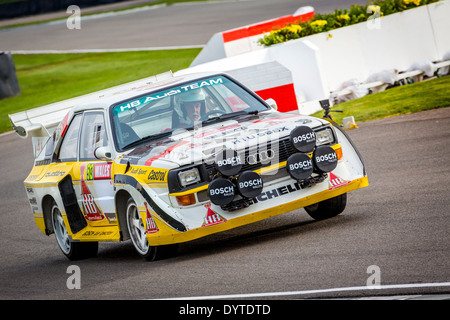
(94, 146), (113, 162)
(265, 98), (278, 110)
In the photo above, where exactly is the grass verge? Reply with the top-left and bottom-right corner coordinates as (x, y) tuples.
(0, 49), (201, 133)
(311, 75), (450, 123)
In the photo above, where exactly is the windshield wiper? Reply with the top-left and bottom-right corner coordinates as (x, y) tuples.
(122, 131), (172, 150)
(201, 110), (259, 125)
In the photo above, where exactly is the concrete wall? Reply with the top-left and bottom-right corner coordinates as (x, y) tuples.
(182, 1), (450, 114)
(304, 1), (449, 92)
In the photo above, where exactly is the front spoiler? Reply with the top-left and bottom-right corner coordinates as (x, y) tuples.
(145, 176), (368, 246)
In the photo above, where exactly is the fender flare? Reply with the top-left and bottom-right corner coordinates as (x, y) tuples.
(114, 174), (187, 233)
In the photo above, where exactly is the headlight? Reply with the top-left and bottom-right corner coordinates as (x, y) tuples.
(178, 168), (201, 187)
(315, 127), (335, 146)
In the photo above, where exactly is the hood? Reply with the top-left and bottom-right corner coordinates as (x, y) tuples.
(119, 111), (328, 168)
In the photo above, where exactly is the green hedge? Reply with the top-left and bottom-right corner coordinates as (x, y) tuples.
(258, 0), (440, 47)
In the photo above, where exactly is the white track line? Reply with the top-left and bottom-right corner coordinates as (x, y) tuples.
(10, 45), (205, 54)
(158, 282), (450, 300)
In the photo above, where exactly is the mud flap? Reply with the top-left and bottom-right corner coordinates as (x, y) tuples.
(58, 175), (87, 234)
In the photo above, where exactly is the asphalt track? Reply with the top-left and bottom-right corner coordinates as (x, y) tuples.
(0, 0), (368, 51)
(0, 0), (449, 301)
(1, 107), (449, 300)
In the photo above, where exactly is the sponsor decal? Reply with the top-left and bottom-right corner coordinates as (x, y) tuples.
(252, 182), (302, 203)
(80, 164), (105, 221)
(286, 153), (314, 181)
(86, 164), (94, 180)
(44, 170), (66, 178)
(247, 149), (275, 165)
(208, 177), (236, 206)
(209, 185), (235, 196)
(328, 172), (350, 190)
(116, 77), (225, 113)
(25, 174), (39, 182)
(148, 169), (167, 182)
(144, 203), (159, 234)
(290, 125), (316, 153)
(86, 163), (112, 180)
(316, 152), (337, 163)
(217, 155), (241, 168)
(202, 203), (227, 227)
(214, 149), (242, 177)
(193, 124), (242, 139)
(231, 126), (290, 145)
(313, 146), (338, 173)
(82, 231), (114, 237)
(236, 171), (263, 199)
(94, 163), (111, 179)
(293, 131), (315, 143)
(130, 168), (148, 175)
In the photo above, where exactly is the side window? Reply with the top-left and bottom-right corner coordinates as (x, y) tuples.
(58, 114), (82, 162)
(79, 112), (108, 161)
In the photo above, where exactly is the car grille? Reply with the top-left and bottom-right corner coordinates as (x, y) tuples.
(203, 136), (295, 180)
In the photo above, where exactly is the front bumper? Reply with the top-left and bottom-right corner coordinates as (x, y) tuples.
(145, 175), (368, 245)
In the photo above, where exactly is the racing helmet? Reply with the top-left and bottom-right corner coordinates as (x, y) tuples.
(178, 90), (206, 120)
(179, 90), (206, 104)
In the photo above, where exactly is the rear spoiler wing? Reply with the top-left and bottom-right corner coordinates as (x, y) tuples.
(8, 71), (174, 140)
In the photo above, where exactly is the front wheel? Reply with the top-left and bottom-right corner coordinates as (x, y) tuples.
(51, 201), (98, 260)
(304, 193), (347, 221)
(126, 198), (177, 261)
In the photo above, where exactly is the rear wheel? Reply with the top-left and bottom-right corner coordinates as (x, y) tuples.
(304, 193), (347, 221)
(51, 201), (98, 260)
(126, 198), (177, 261)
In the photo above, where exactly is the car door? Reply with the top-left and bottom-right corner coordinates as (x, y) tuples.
(74, 111), (116, 226)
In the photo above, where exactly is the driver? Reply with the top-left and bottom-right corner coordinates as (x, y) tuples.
(178, 90), (206, 126)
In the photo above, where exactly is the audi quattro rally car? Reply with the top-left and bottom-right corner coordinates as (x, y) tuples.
(9, 72), (368, 261)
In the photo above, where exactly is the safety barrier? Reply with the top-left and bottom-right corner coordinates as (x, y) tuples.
(182, 1), (450, 115)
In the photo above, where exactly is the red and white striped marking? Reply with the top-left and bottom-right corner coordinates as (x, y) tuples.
(222, 7), (314, 57)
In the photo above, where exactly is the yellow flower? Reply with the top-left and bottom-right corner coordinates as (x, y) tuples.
(287, 24), (302, 33)
(310, 20), (328, 27)
(404, 0), (421, 5)
(367, 5), (381, 13)
(337, 14), (350, 20)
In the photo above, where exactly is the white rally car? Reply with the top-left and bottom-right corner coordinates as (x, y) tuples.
(9, 72), (368, 261)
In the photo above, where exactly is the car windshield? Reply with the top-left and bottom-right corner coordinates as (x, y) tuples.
(111, 75), (269, 151)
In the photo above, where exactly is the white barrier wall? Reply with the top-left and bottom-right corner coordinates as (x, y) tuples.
(183, 1), (450, 114)
(191, 7), (314, 67)
(428, 0), (450, 59)
(305, 1), (448, 92)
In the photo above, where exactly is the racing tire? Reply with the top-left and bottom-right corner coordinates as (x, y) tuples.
(126, 198), (178, 261)
(304, 193), (347, 221)
(51, 201), (98, 260)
